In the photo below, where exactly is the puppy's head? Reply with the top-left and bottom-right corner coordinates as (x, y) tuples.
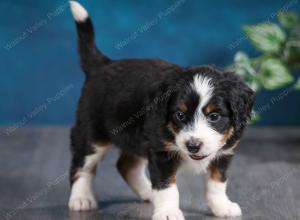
(163, 67), (255, 161)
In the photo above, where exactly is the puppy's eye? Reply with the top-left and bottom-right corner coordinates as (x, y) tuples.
(174, 111), (185, 121)
(207, 112), (221, 122)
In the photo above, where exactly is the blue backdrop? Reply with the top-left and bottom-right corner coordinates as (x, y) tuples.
(1, 0), (300, 127)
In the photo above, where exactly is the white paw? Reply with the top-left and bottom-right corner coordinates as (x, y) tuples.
(130, 175), (153, 202)
(208, 199), (242, 217)
(68, 195), (98, 211)
(152, 208), (185, 220)
(138, 188), (153, 202)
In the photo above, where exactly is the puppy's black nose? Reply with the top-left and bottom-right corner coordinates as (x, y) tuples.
(186, 138), (203, 154)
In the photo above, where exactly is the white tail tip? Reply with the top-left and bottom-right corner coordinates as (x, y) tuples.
(69, 1), (88, 22)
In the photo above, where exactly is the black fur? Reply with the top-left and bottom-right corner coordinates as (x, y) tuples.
(148, 151), (180, 189)
(70, 12), (255, 190)
(75, 17), (110, 76)
(210, 155), (233, 182)
(220, 73), (256, 150)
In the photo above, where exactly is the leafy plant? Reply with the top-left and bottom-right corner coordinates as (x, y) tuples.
(229, 11), (300, 92)
(228, 11), (300, 121)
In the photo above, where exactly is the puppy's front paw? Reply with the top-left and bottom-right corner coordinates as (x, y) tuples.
(68, 195), (98, 211)
(138, 187), (153, 202)
(152, 208), (185, 220)
(208, 199), (242, 217)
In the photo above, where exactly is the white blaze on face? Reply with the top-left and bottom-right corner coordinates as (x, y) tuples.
(175, 74), (224, 158)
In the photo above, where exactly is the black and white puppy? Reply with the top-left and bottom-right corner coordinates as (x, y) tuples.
(68, 2), (255, 219)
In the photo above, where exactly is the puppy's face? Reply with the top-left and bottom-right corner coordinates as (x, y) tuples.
(166, 70), (255, 161)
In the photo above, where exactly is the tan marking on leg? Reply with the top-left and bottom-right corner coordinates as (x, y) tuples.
(117, 153), (152, 201)
(69, 143), (111, 211)
(209, 163), (223, 182)
(169, 175), (176, 184)
(117, 153), (140, 176)
(71, 147), (103, 184)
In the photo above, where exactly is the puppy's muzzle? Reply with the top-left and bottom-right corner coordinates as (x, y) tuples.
(186, 137), (203, 154)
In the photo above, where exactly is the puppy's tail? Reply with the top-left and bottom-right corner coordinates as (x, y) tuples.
(69, 1), (110, 76)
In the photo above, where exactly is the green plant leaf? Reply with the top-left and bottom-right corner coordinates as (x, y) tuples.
(233, 52), (256, 74)
(229, 52), (260, 90)
(229, 52), (262, 90)
(243, 23), (286, 53)
(250, 110), (260, 124)
(234, 51), (250, 63)
(284, 25), (300, 67)
(247, 79), (260, 91)
(295, 77), (300, 90)
(258, 58), (293, 89)
(278, 12), (299, 29)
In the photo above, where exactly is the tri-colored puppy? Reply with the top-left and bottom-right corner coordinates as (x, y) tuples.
(68, 2), (255, 219)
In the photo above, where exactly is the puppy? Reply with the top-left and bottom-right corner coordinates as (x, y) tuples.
(68, 2), (255, 219)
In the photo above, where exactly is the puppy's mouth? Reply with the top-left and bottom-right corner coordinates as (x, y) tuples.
(189, 154), (208, 161)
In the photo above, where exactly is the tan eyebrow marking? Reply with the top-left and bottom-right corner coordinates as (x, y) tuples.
(203, 103), (216, 114)
(177, 101), (188, 112)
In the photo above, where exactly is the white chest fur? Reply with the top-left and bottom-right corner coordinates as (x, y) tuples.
(179, 152), (216, 175)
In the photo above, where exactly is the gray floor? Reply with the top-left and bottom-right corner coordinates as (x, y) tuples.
(0, 127), (299, 220)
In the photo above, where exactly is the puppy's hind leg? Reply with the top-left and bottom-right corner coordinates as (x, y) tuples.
(69, 127), (111, 211)
(117, 153), (152, 201)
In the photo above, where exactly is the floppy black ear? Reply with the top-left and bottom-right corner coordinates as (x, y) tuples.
(222, 72), (255, 148)
(143, 75), (183, 146)
(146, 77), (180, 121)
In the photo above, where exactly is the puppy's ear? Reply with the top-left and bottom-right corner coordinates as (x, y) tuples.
(144, 77), (180, 144)
(148, 78), (179, 115)
(222, 72), (255, 147)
